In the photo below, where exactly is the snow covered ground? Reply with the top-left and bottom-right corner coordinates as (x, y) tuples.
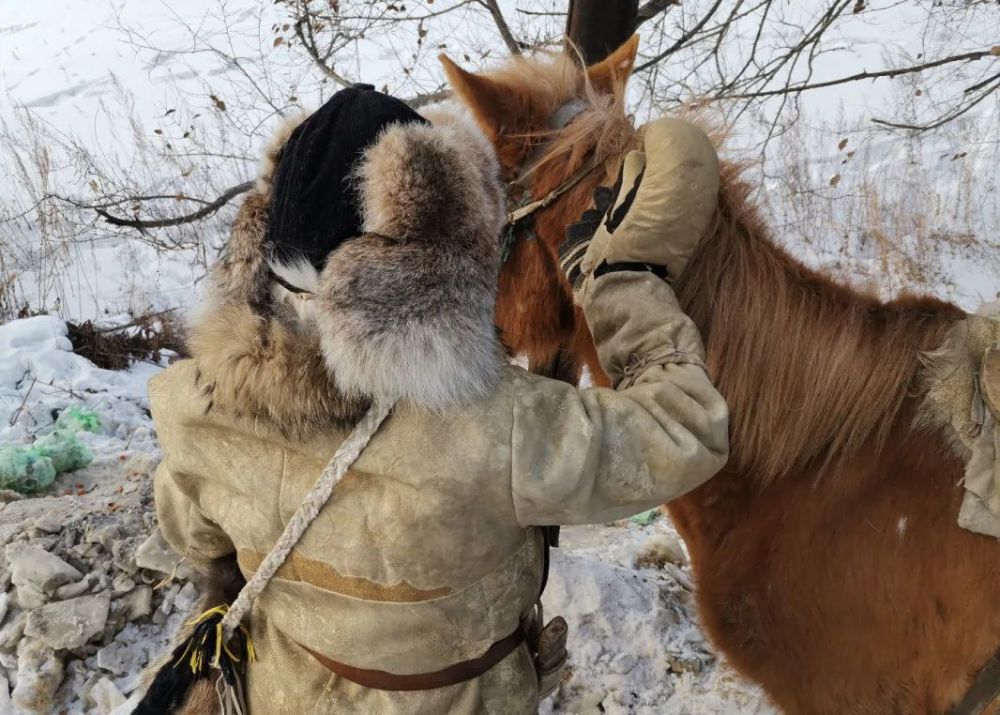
(0, 315), (771, 714)
(0, 316), (189, 714)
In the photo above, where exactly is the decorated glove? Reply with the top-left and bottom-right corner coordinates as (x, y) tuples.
(559, 117), (719, 292)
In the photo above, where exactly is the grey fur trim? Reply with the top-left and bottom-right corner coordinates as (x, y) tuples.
(316, 114), (506, 410)
(199, 115), (306, 314)
(198, 106), (505, 413)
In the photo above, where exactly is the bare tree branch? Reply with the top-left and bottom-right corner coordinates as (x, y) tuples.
(293, 16), (352, 88)
(871, 74), (1000, 131)
(636, 0), (680, 28)
(964, 69), (1000, 95)
(515, 9), (565, 18)
(479, 0), (523, 56)
(634, 0), (726, 73)
(406, 88), (451, 108)
(95, 181), (254, 229)
(714, 49), (997, 100)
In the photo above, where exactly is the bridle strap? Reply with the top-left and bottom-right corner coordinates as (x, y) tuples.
(505, 154), (602, 228)
(502, 98), (600, 230)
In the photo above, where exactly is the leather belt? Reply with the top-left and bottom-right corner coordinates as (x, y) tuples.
(950, 649), (1000, 715)
(299, 622), (526, 691)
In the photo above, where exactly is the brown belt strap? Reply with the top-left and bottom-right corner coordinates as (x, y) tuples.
(950, 650), (1000, 715)
(300, 623), (526, 692)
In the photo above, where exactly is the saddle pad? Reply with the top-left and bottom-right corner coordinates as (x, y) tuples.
(959, 348), (1000, 538)
(921, 309), (1000, 538)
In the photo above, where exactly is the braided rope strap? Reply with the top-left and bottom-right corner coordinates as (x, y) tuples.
(221, 400), (395, 639)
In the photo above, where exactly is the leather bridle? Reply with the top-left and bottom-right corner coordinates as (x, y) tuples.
(500, 98), (602, 263)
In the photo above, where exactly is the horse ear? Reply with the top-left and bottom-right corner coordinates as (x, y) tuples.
(585, 34), (640, 94)
(439, 54), (514, 139)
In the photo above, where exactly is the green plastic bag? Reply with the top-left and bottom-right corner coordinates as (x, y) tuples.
(0, 447), (57, 494)
(628, 508), (661, 526)
(33, 429), (94, 474)
(0, 406), (99, 494)
(55, 406), (102, 434)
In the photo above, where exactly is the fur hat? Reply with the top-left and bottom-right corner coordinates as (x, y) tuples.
(200, 103), (507, 413)
(267, 85), (429, 269)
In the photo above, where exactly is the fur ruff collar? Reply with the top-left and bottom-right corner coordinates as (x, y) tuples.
(190, 105), (506, 426)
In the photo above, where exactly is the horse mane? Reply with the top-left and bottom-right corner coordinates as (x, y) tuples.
(674, 165), (965, 484)
(456, 48), (965, 485)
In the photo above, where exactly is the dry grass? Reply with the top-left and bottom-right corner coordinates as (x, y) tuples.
(752, 107), (999, 305)
(66, 311), (187, 370)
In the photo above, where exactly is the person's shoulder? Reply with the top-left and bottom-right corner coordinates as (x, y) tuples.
(147, 360), (204, 418)
(148, 358), (196, 391)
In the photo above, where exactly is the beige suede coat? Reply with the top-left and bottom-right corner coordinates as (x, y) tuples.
(149, 107), (728, 714)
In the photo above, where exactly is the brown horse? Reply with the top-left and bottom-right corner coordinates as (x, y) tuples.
(441, 39), (1000, 714)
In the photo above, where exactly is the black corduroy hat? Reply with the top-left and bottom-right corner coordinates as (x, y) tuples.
(267, 84), (429, 269)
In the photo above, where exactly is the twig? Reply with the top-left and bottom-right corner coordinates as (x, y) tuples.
(406, 88), (451, 108)
(96, 181), (254, 229)
(714, 49), (996, 100)
(479, 0), (523, 55)
(36, 382), (84, 401)
(663, 561), (694, 592)
(8, 377), (37, 427)
(871, 75), (1000, 131)
(515, 9), (565, 17)
(964, 69), (1000, 95)
(634, 0), (726, 73)
(294, 17), (352, 88)
(94, 308), (180, 334)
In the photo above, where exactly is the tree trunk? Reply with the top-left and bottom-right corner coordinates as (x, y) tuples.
(564, 0), (639, 65)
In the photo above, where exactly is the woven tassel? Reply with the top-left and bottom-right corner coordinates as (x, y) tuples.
(133, 605), (255, 715)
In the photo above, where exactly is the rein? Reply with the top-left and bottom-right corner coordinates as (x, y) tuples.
(505, 153), (602, 227)
(500, 98), (600, 264)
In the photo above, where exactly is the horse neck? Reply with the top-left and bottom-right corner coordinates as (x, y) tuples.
(675, 170), (964, 485)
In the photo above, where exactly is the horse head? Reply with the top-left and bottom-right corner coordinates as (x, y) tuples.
(439, 37), (642, 385)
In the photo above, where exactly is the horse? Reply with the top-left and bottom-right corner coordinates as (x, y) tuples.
(440, 37), (1000, 714)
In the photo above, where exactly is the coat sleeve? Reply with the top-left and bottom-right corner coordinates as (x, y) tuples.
(511, 271), (728, 526)
(153, 457), (236, 571)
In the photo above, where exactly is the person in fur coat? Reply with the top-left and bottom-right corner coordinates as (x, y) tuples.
(146, 84), (728, 714)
